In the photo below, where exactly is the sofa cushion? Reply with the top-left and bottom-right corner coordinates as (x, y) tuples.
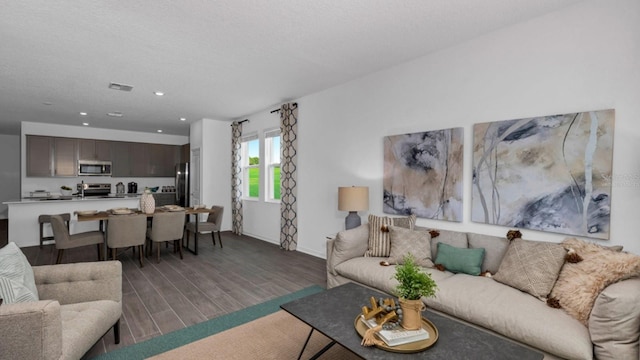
(427, 274), (592, 360)
(60, 300), (121, 360)
(387, 226), (433, 268)
(335, 257), (454, 296)
(365, 214), (415, 257)
(0, 242), (39, 304)
(467, 233), (510, 274)
(493, 238), (566, 300)
(429, 229), (468, 259)
(330, 224), (369, 275)
(434, 243), (484, 276)
(550, 237), (640, 325)
(589, 277), (640, 360)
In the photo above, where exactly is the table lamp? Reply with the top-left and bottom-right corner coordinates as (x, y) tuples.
(338, 186), (369, 230)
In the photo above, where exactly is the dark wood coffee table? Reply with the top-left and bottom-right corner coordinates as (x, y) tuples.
(280, 282), (544, 359)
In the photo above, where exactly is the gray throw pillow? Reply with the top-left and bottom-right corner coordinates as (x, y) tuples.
(493, 238), (566, 301)
(387, 226), (433, 268)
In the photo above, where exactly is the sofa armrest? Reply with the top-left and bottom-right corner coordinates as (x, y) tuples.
(0, 300), (62, 360)
(327, 224), (369, 276)
(33, 260), (122, 305)
(589, 277), (640, 360)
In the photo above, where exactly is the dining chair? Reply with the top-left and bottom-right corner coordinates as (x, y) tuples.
(106, 214), (147, 267)
(146, 211), (186, 263)
(38, 213), (71, 248)
(50, 214), (104, 264)
(184, 206), (224, 249)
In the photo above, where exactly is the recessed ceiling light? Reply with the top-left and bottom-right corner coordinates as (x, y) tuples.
(43, 101), (53, 106)
(154, 91), (164, 96)
(157, 129), (163, 133)
(180, 117), (186, 121)
(80, 112), (87, 116)
(82, 122), (89, 126)
(107, 112), (123, 117)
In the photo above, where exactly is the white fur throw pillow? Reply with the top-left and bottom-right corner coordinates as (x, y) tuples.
(549, 237), (640, 325)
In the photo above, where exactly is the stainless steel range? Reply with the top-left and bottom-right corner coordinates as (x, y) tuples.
(77, 183), (111, 197)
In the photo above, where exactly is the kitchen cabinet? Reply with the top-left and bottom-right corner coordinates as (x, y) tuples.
(26, 135), (53, 177)
(149, 144), (180, 177)
(129, 142), (149, 177)
(78, 139), (111, 161)
(53, 138), (77, 176)
(110, 141), (131, 177)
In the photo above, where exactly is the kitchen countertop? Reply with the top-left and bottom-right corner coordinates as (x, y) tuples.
(3, 194), (142, 205)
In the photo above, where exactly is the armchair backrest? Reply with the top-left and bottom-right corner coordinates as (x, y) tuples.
(149, 211), (185, 242)
(50, 215), (71, 249)
(107, 214), (147, 248)
(206, 206), (224, 230)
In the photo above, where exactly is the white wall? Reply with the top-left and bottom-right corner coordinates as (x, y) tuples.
(292, 0), (640, 257)
(190, 119), (232, 231)
(194, 0), (640, 257)
(0, 134), (20, 217)
(20, 122), (189, 196)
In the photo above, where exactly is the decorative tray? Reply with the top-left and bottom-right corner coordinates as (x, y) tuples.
(110, 208), (134, 215)
(354, 314), (438, 353)
(76, 210), (98, 216)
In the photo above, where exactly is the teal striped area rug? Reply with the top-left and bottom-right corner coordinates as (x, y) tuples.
(94, 285), (324, 360)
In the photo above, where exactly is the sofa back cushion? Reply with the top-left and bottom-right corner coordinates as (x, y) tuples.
(426, 229), (468, 259)
(467, 233), (510, 274)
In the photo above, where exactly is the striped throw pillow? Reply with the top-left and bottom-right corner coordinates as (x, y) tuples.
(365, 214), (416, 257)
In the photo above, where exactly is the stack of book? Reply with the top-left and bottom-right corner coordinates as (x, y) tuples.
(360, 315), (429, 346)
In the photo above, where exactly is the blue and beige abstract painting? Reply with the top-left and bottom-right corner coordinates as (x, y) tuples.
(383, 128), (464, 221)
(472, 109), (615, 239)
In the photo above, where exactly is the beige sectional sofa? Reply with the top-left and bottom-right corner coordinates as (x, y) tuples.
(0, 260), (122, 360)
(326, 224), (640, 360)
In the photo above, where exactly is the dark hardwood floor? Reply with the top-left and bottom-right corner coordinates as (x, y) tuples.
(19, 231), (327, 358)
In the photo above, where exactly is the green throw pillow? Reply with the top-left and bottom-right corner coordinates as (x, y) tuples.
(434, 242), (485, 276)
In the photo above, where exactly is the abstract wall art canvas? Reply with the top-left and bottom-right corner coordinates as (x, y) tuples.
(472, 109), (615, 239)
(383, 127), (464, 221)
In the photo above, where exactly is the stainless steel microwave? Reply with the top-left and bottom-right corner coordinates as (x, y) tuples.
(78, 160), (112, 176)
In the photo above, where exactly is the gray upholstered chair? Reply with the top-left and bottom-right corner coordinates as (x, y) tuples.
(146, 211), (185, 263)
(50, 215), (104, 264)
(184, 205), (224, 248)
(107, 214), (147, 267)
(38, 213), (71, 248)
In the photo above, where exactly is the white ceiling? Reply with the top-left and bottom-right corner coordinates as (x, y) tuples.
(0, 0), (584, 136)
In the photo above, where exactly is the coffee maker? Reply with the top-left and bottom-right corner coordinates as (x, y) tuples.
(127, 182), (138, 194)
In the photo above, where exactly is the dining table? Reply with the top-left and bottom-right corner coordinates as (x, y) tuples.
(76, 206), (216, 257)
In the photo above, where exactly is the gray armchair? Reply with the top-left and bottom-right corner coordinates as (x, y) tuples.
(107, 214), (147, 267)
(147, 211), (186, 263)
(0, 261), (122, 360)
(185, 206), (224, 248)
(51, 215), (104, 264)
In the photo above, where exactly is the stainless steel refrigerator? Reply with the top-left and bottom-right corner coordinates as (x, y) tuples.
(175, 163), (189, 207)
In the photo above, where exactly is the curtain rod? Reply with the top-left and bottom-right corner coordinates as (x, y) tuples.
(270, 102), (298, 114)
(230, 119), (249, 126)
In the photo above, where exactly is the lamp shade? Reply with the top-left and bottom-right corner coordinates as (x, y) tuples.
(338, 186), (369, 212)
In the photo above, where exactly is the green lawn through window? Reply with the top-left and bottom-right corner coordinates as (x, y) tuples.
(248, 167), (280, 199)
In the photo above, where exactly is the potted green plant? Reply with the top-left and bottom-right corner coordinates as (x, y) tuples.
(60, 185), (73, 196)
(393, 254), (438, 330)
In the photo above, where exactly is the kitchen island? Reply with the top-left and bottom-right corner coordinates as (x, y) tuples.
(4, 196), (141, 248)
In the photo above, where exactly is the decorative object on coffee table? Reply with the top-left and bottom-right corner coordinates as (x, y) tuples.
(394, 254), (438, 330)
(60, 186), (73, 196)
(338, 186), (369, 230)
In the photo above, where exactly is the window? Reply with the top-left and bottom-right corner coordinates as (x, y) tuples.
(241, 135), (259, 199)
(265, 129), (281, 201)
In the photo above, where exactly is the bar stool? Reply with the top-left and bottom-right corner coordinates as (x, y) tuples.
(38, 213), (70, 248)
